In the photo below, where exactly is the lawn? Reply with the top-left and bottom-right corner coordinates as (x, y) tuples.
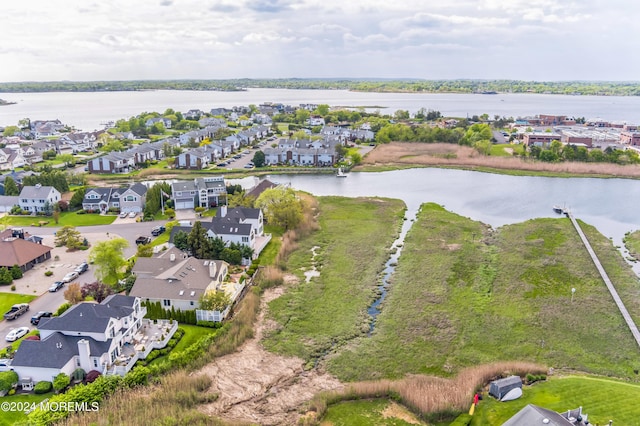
(327, 204), (640, 381)
(0, 211), (116, 227)
(489, 143), (524, 157)
(147, 324), (218, 367)
(472, 376), (640, 425)
(0, 293), (36, 324)
(623, 229), (640, 260)
(0, 392), (54, 426)
(263, 196), (405, 365)
(321, 399), (426, 426)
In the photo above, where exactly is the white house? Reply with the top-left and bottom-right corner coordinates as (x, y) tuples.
(18, 184), (61, 213)
(129, 248), (230, 311)
(11, 295), (149, 383)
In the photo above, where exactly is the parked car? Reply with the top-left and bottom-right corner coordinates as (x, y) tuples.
(3, 303), (29, 320)
(0, 358), (12, 371)
(233, 154), (242, 159)
(75, 262), (89, 274)
(61, 271), (79, 283)
(31, 311), (53, 326)
(5, 327), (29, 342)
(135, 236), (152, 245)
(128, 211), (137, 218)
(151, 225), (165, 236)
(244, 164), (255, 169)
(217, 162), (228, 167)
(48, 281), (65, 292)
(119, 211), (128, 218)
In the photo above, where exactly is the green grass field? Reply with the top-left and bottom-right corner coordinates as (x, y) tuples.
(322, 399), (426, 426)
(147, 324), (218, 367)
(472, 376), (640, 425)
(0, 392), (53, 426)
(0, 293), (36, 323)
(623, 229), (640, 260)
(263, 196), (405, 365)
(0, 211), (116, 227)
(490, 143), (524, 157)
(326, 204), (640, 381)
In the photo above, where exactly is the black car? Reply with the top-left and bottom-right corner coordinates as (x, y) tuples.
(151, 225), (165, 236)
(75, 262), (89, 274)
(135, 236), (152, 245)
(31, 311), (53, 325)
(48, 281), (65, 292)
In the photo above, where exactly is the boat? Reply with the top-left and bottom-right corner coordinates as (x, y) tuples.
(336, 167), (347, 178)
(552, 205), (564, 214)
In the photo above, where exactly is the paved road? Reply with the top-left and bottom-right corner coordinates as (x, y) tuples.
(0, 218), (198, 344)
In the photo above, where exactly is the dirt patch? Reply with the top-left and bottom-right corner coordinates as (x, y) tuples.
(360, 142), (640, 177)
(381, 400), (426, 425)
(198, 283), (344, 425)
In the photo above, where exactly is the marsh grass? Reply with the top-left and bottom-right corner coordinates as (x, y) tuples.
(263, 196), (406, 362)
(309, 362), (545, 423)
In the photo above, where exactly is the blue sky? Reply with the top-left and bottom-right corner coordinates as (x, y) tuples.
(1, 0), (636, 82)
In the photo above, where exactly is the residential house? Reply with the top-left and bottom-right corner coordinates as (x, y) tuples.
(170, 176), (226, 209)
(184, 109), (204, 120)
(0, 228), (52, 272)
(11, 295), (151, 382)
(503, 404), (589, 426)
(145, 117), (172, 129)
(130, 247), (230, 311)
(82, 183), (147, 213)
(88, 152), (135, 174)
(175, 148), (210, 169)
(523, 132), (563, 147)
(18, 184), (61, 213)
(0, 196), (19, 212)
(31, 120), (64, 139)
(246, 178), (278, 200)
(0, 148), (27, 170)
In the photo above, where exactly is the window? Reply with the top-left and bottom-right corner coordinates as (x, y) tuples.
(94, 359), (98, 367)
(163, 299), (171, 307)
(190, 301), (194, 306)
(242, 236), (249, 243)
(125, 196), (136, 202)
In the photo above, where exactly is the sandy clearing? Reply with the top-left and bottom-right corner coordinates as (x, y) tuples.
(198, 284), (344, 425)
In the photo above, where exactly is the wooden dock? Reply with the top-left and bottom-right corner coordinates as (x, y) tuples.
(567, 211), (640, 349)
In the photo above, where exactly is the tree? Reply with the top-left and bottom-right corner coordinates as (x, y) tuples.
(64, 283), (83, 304)
(2, 125), (20, 137)
(54, 226), (84, 249)
(69, 187), (86, 210)
(3, 176), (19, 196)
(81, 281), (114, 303)
(315, 104), (330, 116)
(199, 290), (231, 311)
(0, 268), (13, 285)
(255, 186), (303, 230)
(89, 238), (129, 286)
(187, 221), (211, 259)
(10, 265), (23, 280)
(58, 154), (76, 168)
(136, 243), (153, 258)
(295, 109), (310, 124)
(173, 230), (189, 251)
(252, 150), (265, 167)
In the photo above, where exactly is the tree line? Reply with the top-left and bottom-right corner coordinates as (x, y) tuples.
(3, 79), (640, 96)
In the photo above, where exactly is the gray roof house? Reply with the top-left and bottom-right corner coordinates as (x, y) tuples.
(18, 184), (61, 213)
(10, 295), (153, 383)
(129, 248), (230, 312)
(82, 183), (148, 213)
(503, 404), (589, 426)
(171, 176), (227, 210)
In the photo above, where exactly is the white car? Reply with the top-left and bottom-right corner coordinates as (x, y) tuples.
(6, 327), (29, 342)
(119, 211), (128, 218)
(62, 271), (79, 283)
(128, 211), (137, 218)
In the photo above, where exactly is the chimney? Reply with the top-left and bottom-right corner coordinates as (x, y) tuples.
(220, 205), (227, 218)
(77, 339), (91, 371)
(170, 253), (175, 262)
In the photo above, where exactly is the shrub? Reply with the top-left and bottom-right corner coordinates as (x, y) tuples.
(55, 302), (71, 316)
(124, 366), (150, 388)
(0, 371), (18, 393)
(53, 373), (70, 393)
(45, 270), (53, 277)
(10, 265), (23, 279)
(34, 381), (53, 394)
(10, 285), (15, 291)
(8, 389), (15, 396)
(196, 320), (222, 329)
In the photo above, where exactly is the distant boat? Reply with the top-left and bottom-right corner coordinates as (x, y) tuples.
(336, 167), (347, 178)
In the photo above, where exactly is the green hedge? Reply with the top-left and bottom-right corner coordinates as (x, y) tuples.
(142, 301), (197, 325)
(34, 381), (52, 394)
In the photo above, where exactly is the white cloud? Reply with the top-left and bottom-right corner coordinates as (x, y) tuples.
(0, 0), (637, 81)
